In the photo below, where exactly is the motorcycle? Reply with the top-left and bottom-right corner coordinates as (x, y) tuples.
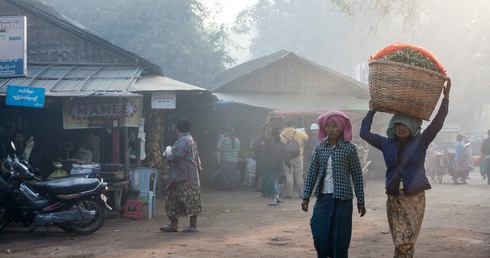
(0, 142), (111, 234)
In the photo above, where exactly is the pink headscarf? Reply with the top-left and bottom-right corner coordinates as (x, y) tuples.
(316, 110), (353, 142)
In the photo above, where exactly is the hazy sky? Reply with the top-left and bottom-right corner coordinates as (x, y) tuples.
(202, 1), (257, 63)
(203, 0), (256, 24)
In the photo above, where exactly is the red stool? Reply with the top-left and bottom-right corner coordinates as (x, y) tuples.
(124, 199), (143, 220)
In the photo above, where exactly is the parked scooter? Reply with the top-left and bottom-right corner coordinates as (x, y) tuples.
(0, 142), (111, 234)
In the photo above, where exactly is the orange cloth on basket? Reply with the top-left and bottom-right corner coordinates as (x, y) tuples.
(368, 42), (447, 76)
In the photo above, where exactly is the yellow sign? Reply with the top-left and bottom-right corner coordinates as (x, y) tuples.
(63, 97), (142, 129)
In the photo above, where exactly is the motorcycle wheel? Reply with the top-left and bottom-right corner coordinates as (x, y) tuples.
(0, 208), (12, 231)
(60, 197), (106, 234)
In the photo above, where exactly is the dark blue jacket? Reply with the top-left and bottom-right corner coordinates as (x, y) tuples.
(360, 99), (449, 195)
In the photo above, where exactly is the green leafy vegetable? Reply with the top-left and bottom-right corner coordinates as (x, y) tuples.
(379, 47), (439, 72)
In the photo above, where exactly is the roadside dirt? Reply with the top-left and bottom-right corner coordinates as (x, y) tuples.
(1, 169), (489, 258)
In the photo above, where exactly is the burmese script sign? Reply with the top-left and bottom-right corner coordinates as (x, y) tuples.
(0, 16), (27, 77)
(6, 85), (44, 108)
(63, 97), (141, 129)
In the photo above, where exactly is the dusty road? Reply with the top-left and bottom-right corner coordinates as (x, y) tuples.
(1, 170), (489, 258)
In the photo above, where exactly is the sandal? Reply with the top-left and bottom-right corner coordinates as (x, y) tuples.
(182, 227), (199, 233)
(269, 199), (278, 206)
(160, 225), (178, 232)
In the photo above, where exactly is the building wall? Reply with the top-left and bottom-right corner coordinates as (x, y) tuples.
(1, 1), (134, 65)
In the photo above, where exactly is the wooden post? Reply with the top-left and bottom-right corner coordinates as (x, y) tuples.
(123, 127), (129, 171)
(112, 123), (119, 164)
(136, 138), (142, 166)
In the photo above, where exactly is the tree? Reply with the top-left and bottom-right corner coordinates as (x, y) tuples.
(233, 0), (490, 132)
(331, 0), (427, 36)
(231, 0), (429, 75)
(233, 0), (372, 75)
(412, 0), (490, 131)
(43, 0), (235, 88)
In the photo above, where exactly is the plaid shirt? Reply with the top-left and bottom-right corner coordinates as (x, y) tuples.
(303, 138), (365, 205)
(166, 133), (201, 186)
(220, 137), (240, 162)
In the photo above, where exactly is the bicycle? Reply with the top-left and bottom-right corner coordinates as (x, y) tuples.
(426, 151), (450, 183)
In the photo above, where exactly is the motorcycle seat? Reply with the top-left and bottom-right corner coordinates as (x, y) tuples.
(33, 177), (101, 195)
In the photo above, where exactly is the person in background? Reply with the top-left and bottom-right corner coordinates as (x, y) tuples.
(161, 118), (203, 233)
(454, 134), (469, 184)
(260, 118), (291, 206)
(302, 110), (366, 258)
(463, 136), (474, 172)
(8, 129), (25, 159)
(209, 130), (225, 183)
(360, 78), (451, 257)
(477, 136), (486, 180)
(243, 151), (256, 187)
(251, 132), (267, 195)
(425, 142), (439, 182)
(214, 130), (225, 165)
(280, 119), (309, 199)
(480, 129), (490, 185)
(304, 122), (319, 179)
(218, 127), (241, 191)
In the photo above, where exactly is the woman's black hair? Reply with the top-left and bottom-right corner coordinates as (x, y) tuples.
(176, 118), (192, 133)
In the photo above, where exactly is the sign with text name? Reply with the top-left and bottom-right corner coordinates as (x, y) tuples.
(0, 16), (27, 77)
(63, 97), (142, 129)
(151, 91), (176, 109)
(6, 85), (45, 108)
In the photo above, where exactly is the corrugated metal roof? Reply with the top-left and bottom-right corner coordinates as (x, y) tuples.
(0, 63), (211, 97)
(0, 63), (143, 97)
(130, 75), (208, 92)
(213, 92), (368, 113)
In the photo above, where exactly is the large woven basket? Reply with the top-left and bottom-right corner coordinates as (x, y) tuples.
(369, 60), (447, 120)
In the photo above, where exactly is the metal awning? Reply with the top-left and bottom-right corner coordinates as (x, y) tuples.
(213, 92), (369, 112)
(130, 75), (207, 92)
(0, 63), (143, 97)
(0, 64), (209, 97)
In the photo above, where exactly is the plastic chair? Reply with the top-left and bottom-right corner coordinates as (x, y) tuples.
(130, 167), (158, 219)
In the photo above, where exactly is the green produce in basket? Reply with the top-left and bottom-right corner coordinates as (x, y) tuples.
(379, 47), (439, 72)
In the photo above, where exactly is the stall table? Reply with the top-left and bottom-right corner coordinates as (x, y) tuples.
(106, 180), (129, 217)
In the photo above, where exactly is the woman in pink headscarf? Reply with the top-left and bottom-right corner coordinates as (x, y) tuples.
(301, 110), (366, 258)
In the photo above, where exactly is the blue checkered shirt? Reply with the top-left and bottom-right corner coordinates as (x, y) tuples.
(303, 138), (365, 205)
(220, 137), (240, 162)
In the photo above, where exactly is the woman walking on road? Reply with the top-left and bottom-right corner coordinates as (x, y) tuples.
(260, 118), (291, 206)
(302, 110), (366, 258)
(360, 78), (451, 257)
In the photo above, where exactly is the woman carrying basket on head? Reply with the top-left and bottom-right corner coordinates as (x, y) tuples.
(360, 78), (451, 257)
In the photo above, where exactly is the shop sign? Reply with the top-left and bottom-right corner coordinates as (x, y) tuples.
(5, 85), (45, 108)
(151, 91), (176, 109)
(63, 97), (142, 129)
(0, 16), (27, 78)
